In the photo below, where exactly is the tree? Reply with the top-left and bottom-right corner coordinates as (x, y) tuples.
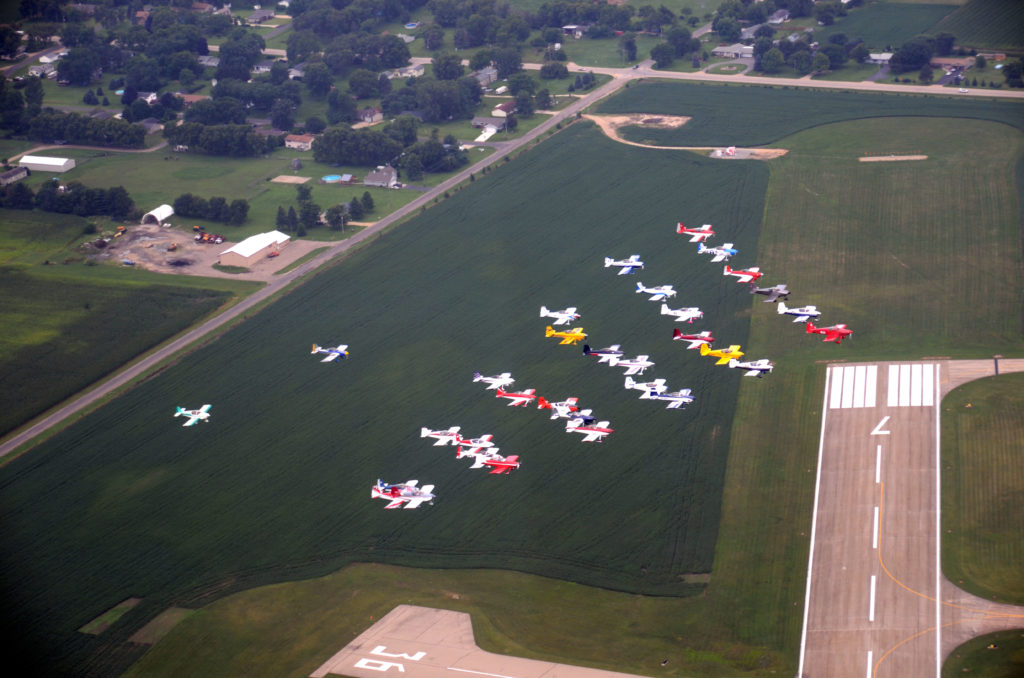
(890, 37), (934, 74)
(619, 33), (637, 62)
(276, 205), (288, 229)
(271, 99), (296, 131)
(347, 195), (364, 219)
(514, 91), (534, 118)
(305, 116), (326, 134)
(650, 42), (675, 69)
(712, 17), (740, 44)
(325, 204), (346, 231)
(812, 51), (831, 74)
(849, 43), (870, 64)
(761, 48), (785, 75)
(348, 69), (379, 99)
(820, 44), (848, 70)
(540, 62), (568, 79)
(361, 191), (374, 213)
(974, 55), (987, 70)
(508, 72), (535, 96)
(492, 47), (522, 79)
(287, 205), (298, 232)
(535, 89), (551, 109)
(304, 63), (333, 99)
(57, 49), (99, 87)
(432, 53), (464, 81)
(918, 63), (934, 84)
(227, 199), (249, 226)
(1002, 59), (1023, 88)
(287, 30), (321, 65)
(469, 50), (492, 72)
(422, 24), (444, 51)
(934, 32), (956, 57)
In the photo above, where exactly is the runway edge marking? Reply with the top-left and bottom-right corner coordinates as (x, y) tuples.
(934, 363), (942, 678)
(797, 365), (832, 676)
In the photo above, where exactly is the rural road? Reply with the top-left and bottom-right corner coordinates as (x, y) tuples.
(4, 58), (1022, 457)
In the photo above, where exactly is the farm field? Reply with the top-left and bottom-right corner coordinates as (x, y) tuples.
(930, 0), (1024, 51)
(596, 80), (1024, 147)
(811, 1), (960, 51)
(122, 112), (1024, 676)
(0, 209), (256, 438)
(0, 121), (769, 676)
(941, 372), (1024, 605)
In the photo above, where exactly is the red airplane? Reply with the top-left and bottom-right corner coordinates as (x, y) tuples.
(672, 328), (714, 350)
(478, 453), (521, 475)
(495, 387), (537, 406)
(723, 265), (763, 283)
(806, 322), (853, 344)
(676, 222), (715, 242)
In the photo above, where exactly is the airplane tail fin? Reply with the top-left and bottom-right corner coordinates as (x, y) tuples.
(174, 406), (184, 416)
(636, 282), (644, 293)
(777, 302), (788, 314)
(505, 455), (519, 463)
(728, 359), (739, 368)
(312, 344), (320, 354)
(539, 305), (549, 317)
(806, 321), (817, 334)
(545, 326), (555, 337)
(624, 376), (635, 389)
(472, 371), (482, 381)
(420, 427), (431, 438)
(537, 397), (551, 410)
(603, 257), (612, 268)
(661, 303), (671, 315)
(723, 265), (732, 275)
(582, 344), (592, 355)
(495, 388), (507, 398)
(699, 343), (711, 356)
(697, 242), (706, 253)
(672, 328), (683, 340)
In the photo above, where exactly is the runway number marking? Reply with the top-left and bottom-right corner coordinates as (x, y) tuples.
(353, 646), (427, 672)
(871, 416), (891, 436)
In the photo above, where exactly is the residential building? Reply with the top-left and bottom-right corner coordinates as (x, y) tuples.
(0, 166), (29, 186)
(357, 107), (384, 124)
(364, 165), (399, 189)
(711, 43), (754, 59)
(248, 9), (275, 24)
(492, 101), (516, 117)
(284, 133), (315, 151)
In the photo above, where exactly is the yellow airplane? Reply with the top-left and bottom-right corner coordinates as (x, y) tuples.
(700, 342), (744, 365)
(545, 325), (587, 345)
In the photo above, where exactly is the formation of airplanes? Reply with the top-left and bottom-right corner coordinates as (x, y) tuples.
(539, 305), (580, 326)
(604, 254), (644, 275)
(174, 404), (211, 427)
(311, 343), (349, 362)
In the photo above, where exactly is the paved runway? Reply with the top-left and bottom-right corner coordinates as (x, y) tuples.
(799, 360), (1024, 678)
(310, 605), (651, 678)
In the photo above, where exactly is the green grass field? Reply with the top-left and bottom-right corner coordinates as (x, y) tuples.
(941, 372), (1024, 605)
(930, 0), (1024, 50)
(943, 629), (1024, 678)
(812, 1), (960, 50)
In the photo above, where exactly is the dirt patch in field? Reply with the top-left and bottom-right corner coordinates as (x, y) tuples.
(271, 174), (311, 184)
(129, 607), (194, 645)
(584, 114), (787, 159)
(858, 155), (928, 162)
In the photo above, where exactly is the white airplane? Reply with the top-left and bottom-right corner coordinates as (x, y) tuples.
(495, 387), (537, 407)
(723, 265), (763, 284)
(604, 254), (644, 275)
(624, 376), (667, 394)
(582, 344), (623, 364)
(537, 396), (580, 420)
(696, 242), (737, 262)
(660, 303), (703, 323)
(539, 305), (580, 326)
(565, 418), (613, 442)
(676, 223), (715, 243)
(371, 479), (435, 509)
(635, 282), (676, 301)
(174, 404), (211, 427)
(672, 329), (714, 350)
(312, 343), (349, 362)
(777, 302), (821, 323)
(608, 354), (655, 376)
(640, 388), (694, 409)
(472, 372), (515, 390)
(455, 433), (496, 455)
(420, 426), (462, 446)
(728, 358), (774, 377)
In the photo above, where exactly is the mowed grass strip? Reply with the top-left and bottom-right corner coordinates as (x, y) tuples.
(941, 372), (1024, 605)
(595, 80), (1024, 147)
(122, 563), (788, 678)
(942, 629), (1024, 678)
(0, 121), (769, 676)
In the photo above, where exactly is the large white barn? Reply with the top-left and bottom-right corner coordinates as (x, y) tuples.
(19, 155), (76, 172)
(218, 231), (290, 268)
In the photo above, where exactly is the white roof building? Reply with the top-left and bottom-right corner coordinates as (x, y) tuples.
(141, 204), (174, 225)
(219, 230), (290, 267)
(19, 155), (76, 172)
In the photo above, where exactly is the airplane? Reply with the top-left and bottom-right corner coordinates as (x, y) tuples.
(750, 283), (789, 302)
(635, 282), (677, 302)
(728, 358), (774, 377)
(464, 450), (521, 475)
(311, 343), (349, 362)
(696, 242), (737, 262)
(604, 254), (644, 275)
(420, 426), (462, 446)
(539, 305), (580, 326)
(455, 433), (496, 456)
(725, 146), (737, 156)
(472, 372), (515, 390)
(676, 223), (715, 243)
(537, 396), (580, 419)
(640, 388), (694, 409)
(174, 404), (211, 427)
(806, 321), (853, 344)
(700, 342), (744, 365)
(723, 265), (763, 284)
(565, 418), (613, 442)
(583, 344), (624, 363)
(777, 302), (821, 323)
(660, 303), (703, 323)
(372, 479), (435, 509)
(672, 329), (714, 349)
(495, 387), (537, 406)
(608, 354), (655, 376)
(546, 325), (587, 345)
(624, 376), (668, 394)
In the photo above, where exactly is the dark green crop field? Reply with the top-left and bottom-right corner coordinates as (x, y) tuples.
(931, 0), (1024, 51)
(813, 1), (959, 50)
(0, 122), (769, 675)
(596, 80), (1024, 147)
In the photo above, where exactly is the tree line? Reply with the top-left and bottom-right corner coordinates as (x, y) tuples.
(172, 193), (250, 226)
(1, 179), (134, 219)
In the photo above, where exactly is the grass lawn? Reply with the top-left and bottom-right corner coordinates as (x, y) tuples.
(942, 629), (1024, 678)
(560, 35), (663, 69)
(808, 62), (883, 82)
(941, 372), (1024, 605)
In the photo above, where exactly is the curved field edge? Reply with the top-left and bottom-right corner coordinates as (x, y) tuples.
(942, 628), (1024, 678)
(123, 563), (788, 678)
(941, 372), (1024, 605)
(593, 80), (1024, 148)
(0, 122), (768, 676)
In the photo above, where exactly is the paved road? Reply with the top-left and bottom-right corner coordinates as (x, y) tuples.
(310, 605), (651, 678)
(799, 360), (1024, 678)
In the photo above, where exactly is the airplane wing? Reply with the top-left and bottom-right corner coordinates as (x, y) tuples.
(320, 352), (340, 362)
(469, 456), (486, 469)
(402, 498), (426, 509)
(621, 364), (642, 375)
(581, 431), (601, 442)
(182, 415), (201, 427)
(385, 499), (406, 509)
(198, 404), (211, 414)
(715, 356), (731, 365)
(711, 253), (726, 263)
(617, 266), (635, 276)
(792, 314), (810, 323)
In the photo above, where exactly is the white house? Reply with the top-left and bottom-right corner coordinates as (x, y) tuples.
(284, 133), (315, 151)
(711, 43), (754, 59)
(868, 52), (893, 65)
(141, 204), (174, 225)
(364, 165), (399, 189)
(492, 101), (516, 117)
(19, 155), (76, 172)
(219, 230), (290, 267)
